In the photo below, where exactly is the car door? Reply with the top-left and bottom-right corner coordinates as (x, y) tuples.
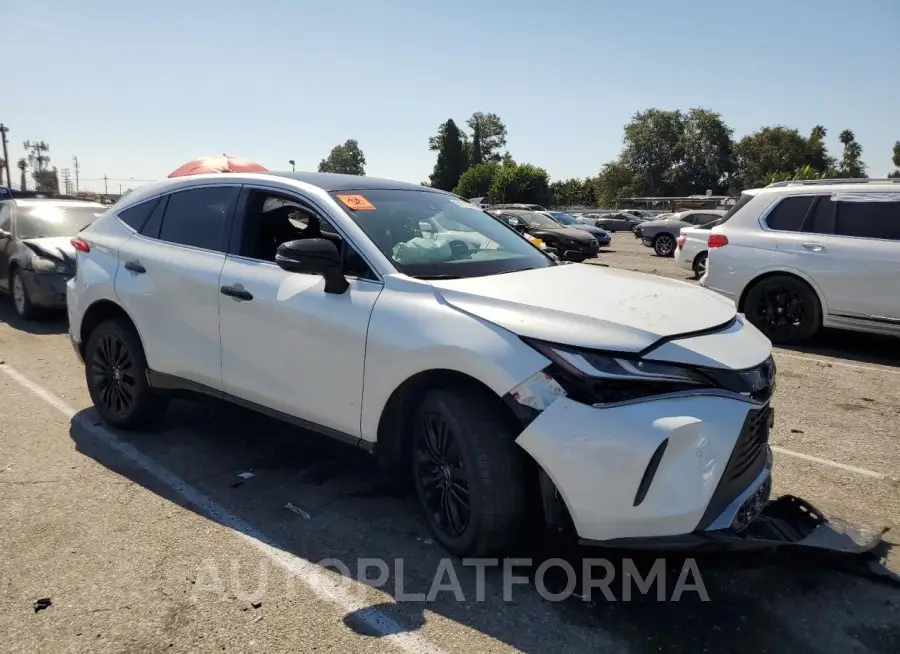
(114, 184), (240, 389)
(217, 185), (383, 439)
(0, 202), (12, 292)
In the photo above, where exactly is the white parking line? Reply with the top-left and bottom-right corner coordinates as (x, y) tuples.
(0, 363), (445, 654)
(775, 351), (900, 376)
(771, 446), (888, 480)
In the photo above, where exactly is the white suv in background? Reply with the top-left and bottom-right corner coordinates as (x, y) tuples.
(701, 179), (900, 344)
(67, 171), (777, 557)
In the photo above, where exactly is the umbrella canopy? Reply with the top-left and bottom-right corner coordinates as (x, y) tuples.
(167, 155), (268, 178)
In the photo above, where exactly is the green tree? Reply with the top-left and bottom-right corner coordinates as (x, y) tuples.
(673, 108), (734, 195)
(805, 125), (835, 172)
(838, 130), (866, 178)
(619, 109), (686, 196)
(488, 163), (550, 205)
(466, 112), (507, 164)
(453, 162), (499, 199)
(593, 161), (638, 208)
(318, 139), (366, 175)
(550, 178), (595, 206)
(33, 167), (60, 193)
(429, 119), (468, 191)
(888, 140), (900, 178)
(732, 126), (810, 190)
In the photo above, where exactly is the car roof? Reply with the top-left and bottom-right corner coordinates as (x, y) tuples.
(747, 180), (900, 197)
(12, 198), (106, 208)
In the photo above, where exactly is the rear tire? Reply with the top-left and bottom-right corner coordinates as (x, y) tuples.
(653, 233), (676, 257)
(84, 318), (168, 429)
(692, 252), (708, 279)
(410, 387), (527, 557)
(743, 275), (821, 345)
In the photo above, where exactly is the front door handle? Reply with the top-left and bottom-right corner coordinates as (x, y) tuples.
(220, 284), (253, 301)
(801, 242), (825, 252)
(124, 260), (146, 273)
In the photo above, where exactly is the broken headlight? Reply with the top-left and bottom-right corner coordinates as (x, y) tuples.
(526, 340), (715, 405)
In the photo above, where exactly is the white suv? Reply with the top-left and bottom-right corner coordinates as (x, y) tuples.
(701, 179), (900, 344)
(67, 171), (777, 556)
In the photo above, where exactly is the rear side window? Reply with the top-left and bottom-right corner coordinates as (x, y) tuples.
(834, 197), (900, 240)
(764, 196), (815, 232)
(140, 196), (168, 239)
(117, 198), (159, 232)
(158, 186), (239, 251)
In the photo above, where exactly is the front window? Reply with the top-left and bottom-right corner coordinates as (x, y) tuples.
(16, 204), (105, 239)
(331, 190), (553, 278)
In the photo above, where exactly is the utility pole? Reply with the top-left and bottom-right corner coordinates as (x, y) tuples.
(61, 168), (73, 195)
(72, 156), (80, 192)
(0, 123), (10, 187)
(104, 174), (108, 195)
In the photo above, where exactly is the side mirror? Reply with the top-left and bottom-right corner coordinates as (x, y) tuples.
(275, 238), (349, 294)
(506, 217), (525, 233)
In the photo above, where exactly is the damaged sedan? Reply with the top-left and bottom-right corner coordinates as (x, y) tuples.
(68, 171), (807, 557)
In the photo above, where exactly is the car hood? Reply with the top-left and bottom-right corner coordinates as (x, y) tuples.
(572, 224), (609, 238)
(22, 237), (76, 265)
(428, 264), (737, 352)
(531, 226), (595, 241)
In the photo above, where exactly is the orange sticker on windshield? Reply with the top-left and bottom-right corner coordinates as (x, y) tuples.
(336, 194), (375, 211)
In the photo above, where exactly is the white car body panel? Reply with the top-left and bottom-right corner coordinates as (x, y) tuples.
(674, 226), (710, 273)
(218, 256), (382, 437)
(703, 183), (900, 337)
(516, 393), (758, 541)
(428, 264), (736, 352)
(68, 171), (779, 547)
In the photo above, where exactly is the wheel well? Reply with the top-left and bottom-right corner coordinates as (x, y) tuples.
(79, 300), (137, 356)
(374, 369), (520, 473)
(737, 271), (821, 314)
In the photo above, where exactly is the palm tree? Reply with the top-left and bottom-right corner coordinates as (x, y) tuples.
(17, 158), (27, 191)
(838, 130), (865, 178)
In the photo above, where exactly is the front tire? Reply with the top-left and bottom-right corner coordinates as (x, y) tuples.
(84, 318), (167, 429)
(10, 269), (38, 320)
(410, 387), (527, 557)
(653, 233), (676, 257)
(744, 275), (822, 345)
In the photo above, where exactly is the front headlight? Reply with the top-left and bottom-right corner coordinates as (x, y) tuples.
(31, 257), (69, 274)
(527, 340), (714, 404)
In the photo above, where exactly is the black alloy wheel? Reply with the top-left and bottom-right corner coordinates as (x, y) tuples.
(414, 412), (472, 538)
(90, 331), (137, 419)
(744, 275), (821, 344)
(653, 233), (676, 257)
(85, 318), (167, 429)
(692, 252), (708, 279)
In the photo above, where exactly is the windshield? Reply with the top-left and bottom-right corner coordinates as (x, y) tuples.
(331, 190), (552, 278)
(16, 204), (105, 239)
(549, 212), (578, 226)
(515, 211), (560, 229)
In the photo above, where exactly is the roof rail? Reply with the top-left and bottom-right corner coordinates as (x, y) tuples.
(765, 178), (900, 188)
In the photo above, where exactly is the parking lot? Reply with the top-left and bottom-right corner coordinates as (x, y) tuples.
(1, 231), (898, 653)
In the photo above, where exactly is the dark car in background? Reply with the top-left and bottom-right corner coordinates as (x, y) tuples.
(635, 209), (726, 257)
(0, 198), (106, 319)
(546, 211), (611, 246)
(592, 212), (647, 232)
(495, 210), (599, 261)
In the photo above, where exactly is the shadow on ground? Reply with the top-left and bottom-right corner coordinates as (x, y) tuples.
(69, 398), (900, 654)
(0, 301), (68, 335)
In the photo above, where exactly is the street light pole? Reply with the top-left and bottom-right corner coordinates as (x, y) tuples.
(289, 159), (295, 171)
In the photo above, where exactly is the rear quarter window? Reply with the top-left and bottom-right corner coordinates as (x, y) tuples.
(117, 198), (160, 232)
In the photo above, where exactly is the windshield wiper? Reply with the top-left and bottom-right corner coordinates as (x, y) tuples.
(412, 274), (462, 280)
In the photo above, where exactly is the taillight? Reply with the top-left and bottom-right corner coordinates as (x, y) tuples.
(708, 233), (728, 248)
(71, 237), (90, 253)
(676, 235), (686, 249)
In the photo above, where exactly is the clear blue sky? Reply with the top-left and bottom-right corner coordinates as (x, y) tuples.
(3, 0), (898, 193)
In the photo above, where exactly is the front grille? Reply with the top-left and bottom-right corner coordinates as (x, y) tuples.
(695, 404), (772, 531)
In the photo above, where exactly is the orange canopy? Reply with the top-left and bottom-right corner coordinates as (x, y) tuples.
(167, 155), (268, 178)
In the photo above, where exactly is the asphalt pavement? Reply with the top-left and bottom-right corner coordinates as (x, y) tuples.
(1, 233), (898, 653)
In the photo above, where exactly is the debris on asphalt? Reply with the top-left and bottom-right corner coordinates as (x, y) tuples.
(0, 464), (11, 473)
(33, 598), (52, 613)
(251, 601), (262, 609)
(791, 429), (804, 433)
(423, 538), (434, 545)
(284, 502), (311, 519)
(237, 472), (254, 480)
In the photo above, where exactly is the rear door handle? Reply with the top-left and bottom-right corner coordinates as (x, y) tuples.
(124, 260), (145, 273)
(220, 284), (253, 301)
(801, 242), (825, 252)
